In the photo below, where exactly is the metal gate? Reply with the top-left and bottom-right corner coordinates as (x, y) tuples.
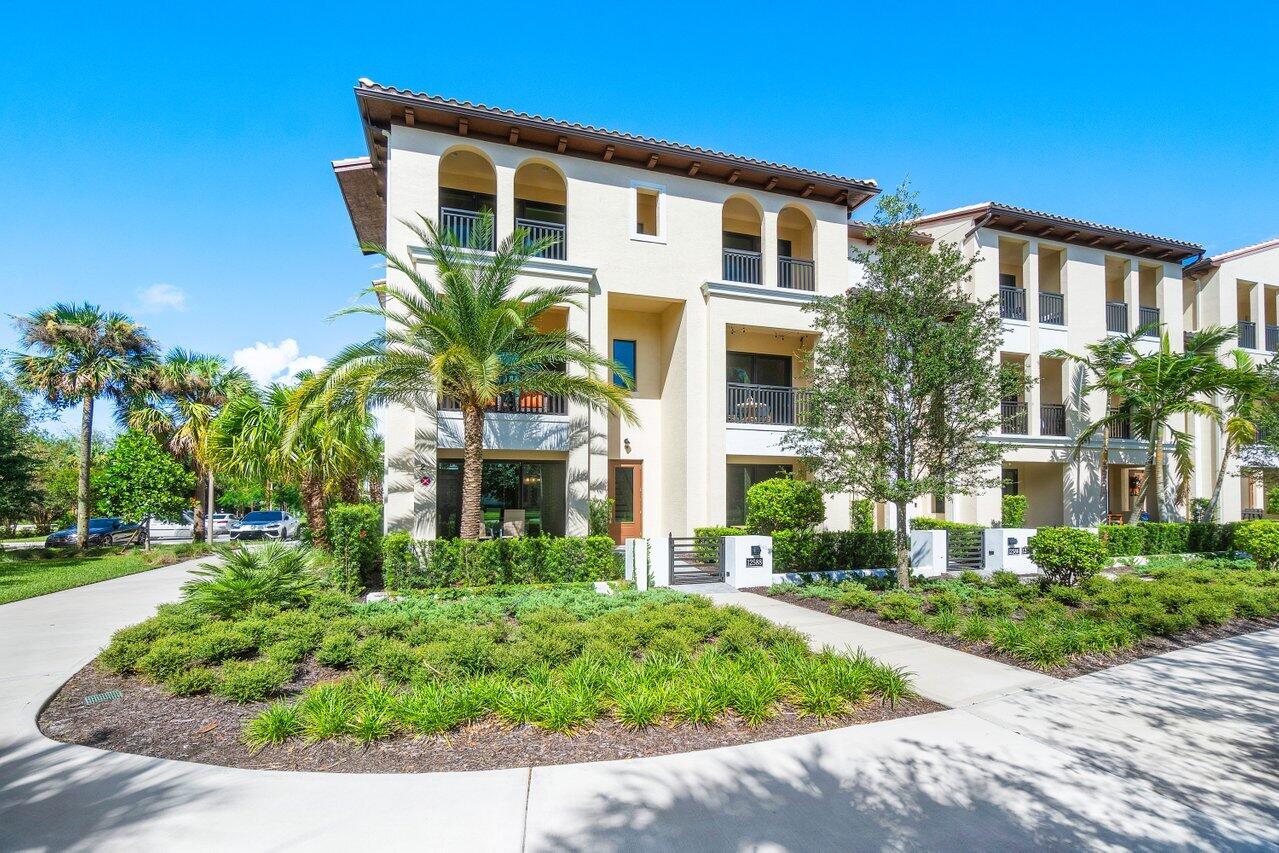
(669, 533), (725, 584)
(946, 528), (984, 572)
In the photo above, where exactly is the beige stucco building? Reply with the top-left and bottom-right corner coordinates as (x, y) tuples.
(334, 79), (1270, 536)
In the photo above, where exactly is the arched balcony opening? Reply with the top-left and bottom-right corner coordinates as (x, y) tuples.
(514, 161), (567, 261)
(438, 148), (497, 249)
(721, 197), (763, 284)
(777, 206), (815, 291)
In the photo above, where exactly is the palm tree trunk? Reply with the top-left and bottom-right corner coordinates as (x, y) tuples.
(369, 474), (384, 505)
(460, 404), (485, 540)
(76, 396), (94, 548)
(339, 473), (360, 504)
(894, 499), (911, 590)
(302, 472), (329, 549)
(192, 468), (206, 541)
(1099, 427), (1110, 523)
(1128, 434), (1161, 523)
(1205, 436), (1234, 522)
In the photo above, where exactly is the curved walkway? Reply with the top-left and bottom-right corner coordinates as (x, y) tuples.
(1, 561), (1276, 851)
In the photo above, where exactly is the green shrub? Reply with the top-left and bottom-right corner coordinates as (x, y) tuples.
(1001, 494), (1027, 527)
(137, 635), (201, 682)
(772, 530), (895, 573)
(385, 536), (621, 589)
(990, 570), (1021, 589)
(875, 592), (924, 623)
(165, 666), (221, 696)
(851, 499), (875, 534)
(215, 658), (294, 703)
(181, 544), (321, 617)
(588, 498), (615, 539)
(744, 478), (825, 534)
(1235, 521), (1279, 570)
(326, 503), (382, 593)
(381, 531), (414, 591)
(1028, 527), (1108, 587)
(1099, 522), (1235, 557)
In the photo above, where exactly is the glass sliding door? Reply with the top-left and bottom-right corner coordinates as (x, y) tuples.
(436, 459), (566, 538)
(726, 463), (793, 527)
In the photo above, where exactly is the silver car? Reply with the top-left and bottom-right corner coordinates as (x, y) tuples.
(230, 510), (299, 541)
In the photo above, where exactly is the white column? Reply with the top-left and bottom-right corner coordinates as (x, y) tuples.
(566, 290), (607, 536)
(761, 210), (779, 288)
(1250, 282), (1266, 350)
(494, 164), (515, 247)
(1125, 260), (1141, 334)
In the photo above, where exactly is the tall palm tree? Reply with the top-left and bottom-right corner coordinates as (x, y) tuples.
(299, 211), (635, 539)
(1048, 331), (1139, 523)
(10, 303), (156, 546)
(1203, 350), (1279, 521)
(123, 349), (252, 539)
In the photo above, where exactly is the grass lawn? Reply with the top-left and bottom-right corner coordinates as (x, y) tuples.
(0, 544), (212, 605)
(767, 557), (1279, 673)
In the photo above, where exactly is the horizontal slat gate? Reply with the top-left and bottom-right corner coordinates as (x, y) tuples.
(946, 529), (984, 572)
(669, 534), (724, 584)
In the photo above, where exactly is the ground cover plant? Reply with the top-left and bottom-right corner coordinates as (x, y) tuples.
(90, 582), (917, 756)
(765, 557), (1279, 674)
(0, 542), (214, 605)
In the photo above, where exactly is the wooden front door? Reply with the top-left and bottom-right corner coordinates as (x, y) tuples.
(609, 460), (643, 541)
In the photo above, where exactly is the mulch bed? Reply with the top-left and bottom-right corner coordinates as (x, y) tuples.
(753, 589), (1279, 680)
(38, 662), (944, 774)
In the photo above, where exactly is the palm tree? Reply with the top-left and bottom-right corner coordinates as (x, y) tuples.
(123, 349), (253, 539)
(10, 303), (156, 546)
(1048, 332), (1139, 522)
(1203, 350), (1279, 521)
(208, 384), (288, 513)
(299, 211), (635, 539)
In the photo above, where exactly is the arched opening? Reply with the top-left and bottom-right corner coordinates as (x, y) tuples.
(438, 148), (497, 249)
(514, 161), (567, 260)
(777, 206), (815, 291)
(721, 197), (763, 284)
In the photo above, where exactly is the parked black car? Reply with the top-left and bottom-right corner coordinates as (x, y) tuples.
(44, 517), (141, 548)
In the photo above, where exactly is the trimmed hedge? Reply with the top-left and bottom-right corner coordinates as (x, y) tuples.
(1001, 494), (1027, 527)
(910, 518), (984, 533)
(1099, 522), (1236, 557)
(1234, 520), (1279, 570)
(380, 535), (621, 590)
(773, 529), (896, 573)
(326, 503), (383, 594)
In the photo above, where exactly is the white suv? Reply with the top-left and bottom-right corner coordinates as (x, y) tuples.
(230, 510), (299, 541)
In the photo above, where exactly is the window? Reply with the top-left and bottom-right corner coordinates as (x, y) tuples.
(726, 464), (793, 526)
(933, 494), (945, 514)
(1002, 467), (1020, 496)
(727, 351), (792, 387)
(437, 460), (566, 538)
(440, 187), (496, 214)
(515, 198), (566, 225)
(612, 339), (637, 388)
(999, 273), (1017, 288)
(723, 231), (761, 252)
(631, 181), (665, 241)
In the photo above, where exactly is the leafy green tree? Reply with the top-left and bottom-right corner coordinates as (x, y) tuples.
(26, 432), (83, 530)
(93, 429), (195, 522)
(11, 303), (156, 545)
(785, 184), (1010, 588)
(1209, 352), (1279, 520)
(0, 376), (39, 529)
(297, 210), (635, 539)
(122, 348), (253, 539)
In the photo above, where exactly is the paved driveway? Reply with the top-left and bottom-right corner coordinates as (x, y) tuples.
(1, 561), (1276, 851)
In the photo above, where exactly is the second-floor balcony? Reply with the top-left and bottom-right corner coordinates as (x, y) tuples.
(999, 285), (1026, 321)
(778, 256), (815, 291)
(516, 217), (566, 261)
(1039, 291), (1065, 325)
(438, 392), (567, 416)
(1000, 400), (1029, 435)
(726, 382), (810, 426)
(1138, 306), (1160, 337)
(1267, 324), (1279, 353)
(1041, 403), (1066, 436)
(1109, 407), (1132, 440)
(1106, 301), (1129, 334)
(722, 248), (762, 284)
(440, 206), (496, 251)
(1239, 320), (1258, 350)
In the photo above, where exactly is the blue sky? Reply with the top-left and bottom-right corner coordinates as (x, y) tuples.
(3, 1), (1277, 434)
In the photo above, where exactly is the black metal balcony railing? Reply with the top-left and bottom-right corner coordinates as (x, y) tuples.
(726, 383), (810, 426)
(438, 392), (566, 416)
(1041, 403), (1066, 436)
(1239, 320), (1258, 350)
(1138, 306), (1160, 337)
(999, 286), (1026, 321)
(1243, 508), (1265, 520)
(722, 248), (762, 284)
(515, 217), (566, 261)
(778, 256), (815, 291)
(1108, 407), (1132, 440)
(1106, 301), (1129, 334)
(1039, 291), (1065, 325)
(1267, 324), (1279, 353)
(439, 207), (495, 250)
(1000, 401), (1029, 435)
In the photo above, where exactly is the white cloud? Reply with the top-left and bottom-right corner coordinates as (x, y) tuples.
(232, 339), (325, 386)
(137, 282), (187, 312)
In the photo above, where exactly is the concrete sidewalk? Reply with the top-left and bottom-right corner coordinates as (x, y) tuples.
(2, 560), (1277, 851)
(708, 591), (1057, 707)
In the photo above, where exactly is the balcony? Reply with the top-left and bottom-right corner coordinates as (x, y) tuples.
(999, 286), (1026, 321)
(440, 207), (495, 250)
(726, 383), (810, 426)
(516, 217), (566, 261)
(438, 392), (566, 416)
(1239, 320), (1258, 350)
(1039, 291), (1064, 325)
(1041, 403), (1066, 436)
(1109, 407), (1132, 440)
(1000, 401), (1028, 435)
(723, 248), (762, 284)
(1106, 301), (1129, 334)
(1138, 306), (1160, 337)
(1267, 324), (1279, 353)
(778, 257), (815, 291)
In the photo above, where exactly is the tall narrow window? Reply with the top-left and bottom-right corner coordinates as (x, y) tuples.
(632, 182), (665, 241)
(1002, 467), (1020, 496)
(612, 339), (637, 388)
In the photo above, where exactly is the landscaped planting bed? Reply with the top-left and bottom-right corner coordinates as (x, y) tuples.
(758, 558), (1279, 678)
(41, 583), (939, 772)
